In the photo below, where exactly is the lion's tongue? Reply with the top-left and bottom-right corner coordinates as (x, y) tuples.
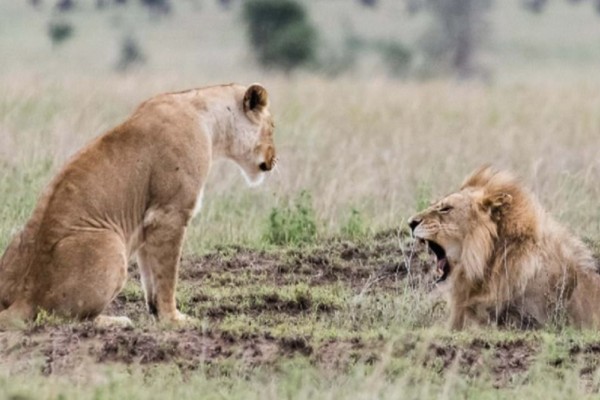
(437, 258), (447, 274)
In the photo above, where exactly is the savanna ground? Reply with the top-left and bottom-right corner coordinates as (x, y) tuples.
(2, 1), (600, 399)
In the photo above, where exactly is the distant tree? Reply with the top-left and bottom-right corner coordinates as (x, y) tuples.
(243, 0), (318, 72)
(217, 0), (234, 9)
(408, 0), (600, 79)
(358, 0), (378, 7)
(48, 19), (74, 46)
(522, 0), (548, 13)
(32, 0), (174, 12)
(412, 0), (492, 79)
(116, 35), (146, 71)
(377, 41), (412, 77)
(140, 0), (172, 15)
(28, 0), (178, 70)
(521, 0), (600, 14)
(55, 0), (75, 12)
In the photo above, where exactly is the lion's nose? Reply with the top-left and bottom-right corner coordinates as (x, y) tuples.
(409, 218), (422, 232)
(259, 162), (270, 172)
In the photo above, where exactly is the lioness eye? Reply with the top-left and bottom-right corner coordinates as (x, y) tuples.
(439, 206), (453, 214)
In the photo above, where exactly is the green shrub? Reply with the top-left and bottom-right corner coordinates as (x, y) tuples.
(263, 191), (318, 245)
(341, 208), (367, 239)
(242, 0), (317, 72)
(415, 181), (432, 212)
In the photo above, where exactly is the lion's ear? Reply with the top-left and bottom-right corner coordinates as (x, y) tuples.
(243, 84), (269, 114)
(482, 193), (512, 216)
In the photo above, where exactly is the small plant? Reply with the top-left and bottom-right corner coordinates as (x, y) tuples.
(120, 281), (144, 303)
(291, 283), (312, 311)
(34, 309), (67, 327)
(263, 191), (318, 245)
(176, 285), (195, 316)
(415, 181), (432, 212)
(242, 0), (317, 72)
(341, 208), (367, 239)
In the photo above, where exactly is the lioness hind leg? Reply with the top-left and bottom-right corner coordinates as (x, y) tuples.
(39, 231), (130, 322)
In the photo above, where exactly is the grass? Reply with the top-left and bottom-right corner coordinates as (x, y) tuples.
(3, 234), (600, 399)
(1, 78), (600, 251)
(2, 1), (600, 399)
(4, 328), (600, 399)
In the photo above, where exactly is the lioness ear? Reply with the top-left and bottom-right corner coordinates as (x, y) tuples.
(482, 193), (512, 216)
(243, 84), (269, 114)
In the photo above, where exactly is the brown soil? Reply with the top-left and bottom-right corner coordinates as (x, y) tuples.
(1, 230), (598, 386)
(1, 323), (543, 386)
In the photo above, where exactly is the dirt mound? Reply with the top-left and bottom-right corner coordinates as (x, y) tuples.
(423, 338), (534, 387)
(104, 230), (436, 323)
(177, 230), (428, 291)
(0, 323), (547, 387)
(4, 231), (598, 387)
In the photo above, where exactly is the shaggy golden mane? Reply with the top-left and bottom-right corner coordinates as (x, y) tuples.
(409, 165), (600, 330)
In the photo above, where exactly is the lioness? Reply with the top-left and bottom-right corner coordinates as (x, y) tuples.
(408, 165), (600, 330)
(0, 83), (276, 329)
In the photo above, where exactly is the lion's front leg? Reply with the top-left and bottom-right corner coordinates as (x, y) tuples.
(447, 295), (481, 330)
(448, 305), (467, 330)
(139, 207), (191, 325)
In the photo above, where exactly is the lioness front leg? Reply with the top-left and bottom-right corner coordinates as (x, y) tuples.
(137, 250), (158, 316)
(139, 207), (191, 324)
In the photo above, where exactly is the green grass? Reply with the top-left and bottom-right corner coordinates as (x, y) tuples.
(4, 328), (600, 399)
(1, 233), (597, 399)
(1, 80), (600, 398)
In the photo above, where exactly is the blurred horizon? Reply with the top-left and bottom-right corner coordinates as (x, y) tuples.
(2, 1), (600, 84)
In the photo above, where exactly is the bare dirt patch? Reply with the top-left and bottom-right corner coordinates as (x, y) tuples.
(2, 231), (599, 387)
(1, 323), (547, 388)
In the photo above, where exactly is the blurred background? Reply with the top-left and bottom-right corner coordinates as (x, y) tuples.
(1, 0), (600, 251)
(4, 0), (600, 80)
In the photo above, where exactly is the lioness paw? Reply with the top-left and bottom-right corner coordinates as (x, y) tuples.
(160, 310), (195, 327)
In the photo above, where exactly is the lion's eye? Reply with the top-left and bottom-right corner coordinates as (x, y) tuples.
(439, 206), (453, 214)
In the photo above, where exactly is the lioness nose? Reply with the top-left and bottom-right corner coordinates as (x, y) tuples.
(409, 218), (422, 232)
(259, 162), (270, 172)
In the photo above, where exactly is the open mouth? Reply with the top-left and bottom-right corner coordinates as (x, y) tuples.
(426, 240), (451, 283)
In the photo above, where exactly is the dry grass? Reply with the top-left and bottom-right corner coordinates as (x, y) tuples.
(2, 76), (600, 249)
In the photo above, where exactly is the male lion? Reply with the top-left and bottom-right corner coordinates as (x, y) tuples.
(0, 83), (276, 329)
(408, 165), (600, 330)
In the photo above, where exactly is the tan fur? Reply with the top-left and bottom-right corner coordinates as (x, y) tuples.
(409, 165), (600, 330)
(0, 83), (276, 329)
